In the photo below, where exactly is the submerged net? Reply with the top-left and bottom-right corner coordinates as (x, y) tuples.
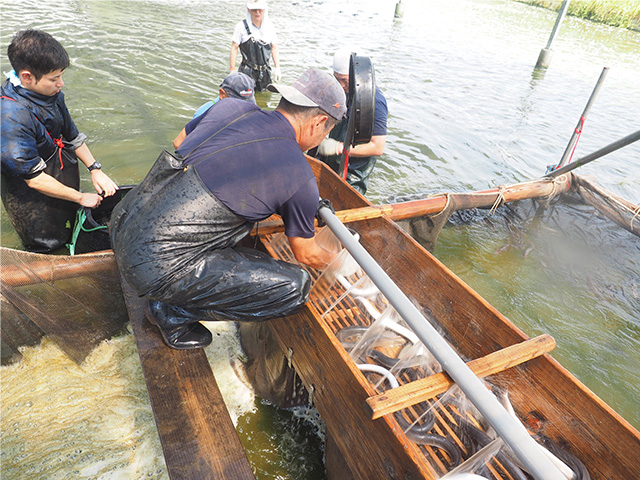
(1, 247), (128, 365)
(395, 173), (639, 251)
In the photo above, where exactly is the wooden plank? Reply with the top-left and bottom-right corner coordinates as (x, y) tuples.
(366, 334), (557, 419)
(121, 278), (255, 480)
(267, 307), (439, 480)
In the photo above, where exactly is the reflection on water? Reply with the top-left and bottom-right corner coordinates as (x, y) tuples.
(2, 0), (640, 477)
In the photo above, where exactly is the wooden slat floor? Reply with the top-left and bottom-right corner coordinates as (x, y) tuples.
(261, 232), (527, 479)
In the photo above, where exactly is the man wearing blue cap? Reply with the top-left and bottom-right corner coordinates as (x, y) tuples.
(173, 72), (256, 149)
(111, 68), (346, 350)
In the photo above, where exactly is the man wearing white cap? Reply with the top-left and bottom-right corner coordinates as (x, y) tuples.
(111, 68), (346, 350)
(230, 0), (281, 91)
(316, 47), (388, 195)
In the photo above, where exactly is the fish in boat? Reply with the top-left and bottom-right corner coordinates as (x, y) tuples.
(242, 156), (640, 479)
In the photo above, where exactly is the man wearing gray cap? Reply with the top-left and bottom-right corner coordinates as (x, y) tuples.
(110, 68), (346, 350)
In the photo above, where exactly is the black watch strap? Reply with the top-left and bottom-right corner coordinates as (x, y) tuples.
(87, 161), (102, 172)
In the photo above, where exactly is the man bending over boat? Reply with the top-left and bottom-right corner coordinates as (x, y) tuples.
(1, 30), (118, 253)
(110, 68), (345, 349)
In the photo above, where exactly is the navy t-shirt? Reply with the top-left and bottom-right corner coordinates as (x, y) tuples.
(176, 98), (318, 239)
(372, 86), (388, 137)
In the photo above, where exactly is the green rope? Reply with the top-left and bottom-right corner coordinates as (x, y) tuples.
(66, 208), (108, 255)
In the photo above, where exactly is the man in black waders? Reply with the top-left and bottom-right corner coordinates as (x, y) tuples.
(1, 30), (118, 253)
(110, 68), (346, 349)
(229, 0), (281, 91)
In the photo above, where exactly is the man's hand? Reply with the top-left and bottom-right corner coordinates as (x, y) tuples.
(273, 66), (282, 83)
(288, 236), (336, 270)
(90, 169), (118, 197)
(317, 138), (343, 156)
(79, 192), (103, 208)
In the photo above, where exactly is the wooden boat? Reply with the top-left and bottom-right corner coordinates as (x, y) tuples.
(2, 156), (639, 479)
(246, 157), (640, 479)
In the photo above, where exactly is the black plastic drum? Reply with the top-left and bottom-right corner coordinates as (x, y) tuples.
(347, 53), (376, 147)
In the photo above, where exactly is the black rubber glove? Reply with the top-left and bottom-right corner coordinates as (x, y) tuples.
(316, 198), (335, 227)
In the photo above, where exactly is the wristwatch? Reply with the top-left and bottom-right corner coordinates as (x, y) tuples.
(87, 161), (102, 172)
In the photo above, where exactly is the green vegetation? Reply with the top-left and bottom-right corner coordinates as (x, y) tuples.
(519, 0), (640, 31)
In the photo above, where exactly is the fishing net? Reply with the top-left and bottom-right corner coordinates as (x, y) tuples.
(0, 247), (128, 366)
(395, 173), (639, 250)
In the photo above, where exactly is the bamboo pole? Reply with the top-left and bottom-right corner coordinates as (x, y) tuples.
(0, 248), (117, 286)
(253, 176), (572, 236)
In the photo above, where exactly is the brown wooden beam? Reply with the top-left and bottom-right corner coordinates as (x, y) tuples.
(252, 176), (573, 236)
(366, 334), (556, 420)
(0, 247), (117, 286)
(121, 278), (255, 480)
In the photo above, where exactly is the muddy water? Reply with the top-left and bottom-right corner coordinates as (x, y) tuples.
(1, 0), (639, 478)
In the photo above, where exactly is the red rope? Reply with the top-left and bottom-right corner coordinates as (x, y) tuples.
(342, 149), (349, 180)
(567, 115), (586, 165)
(52, 137), (65, 169)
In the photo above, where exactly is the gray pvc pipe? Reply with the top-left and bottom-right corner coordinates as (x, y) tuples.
(545, 0), (571, 50)
(318, 207), (566, 480)
(557, 67), (609, 169)
(546, 128), (640, 179)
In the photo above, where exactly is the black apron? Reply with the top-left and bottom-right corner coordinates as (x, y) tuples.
(1, 145), (79, 253)
(238, 19), (272, 91)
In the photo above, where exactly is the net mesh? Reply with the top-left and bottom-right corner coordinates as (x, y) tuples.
(1, 247), (128, 365)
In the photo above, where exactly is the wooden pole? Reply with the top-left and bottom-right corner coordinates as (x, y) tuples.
(252, 176), (572, 236)
(366, 334), (556, 419)
(0, 248), (117, 286)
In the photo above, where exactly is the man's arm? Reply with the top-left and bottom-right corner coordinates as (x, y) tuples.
(25, 171), (103, 208)
(271, 43), (281, 82)
(74, 143), (118, 197)
(348, 134), (386, 157)
(271, 43), (280, 69)
(173, 128), (187, 149)
(230, 42), (239, 71)
(288, 236), (336, 270)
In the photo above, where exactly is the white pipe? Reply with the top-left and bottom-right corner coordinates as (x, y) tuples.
(318, 207), (566, 480)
